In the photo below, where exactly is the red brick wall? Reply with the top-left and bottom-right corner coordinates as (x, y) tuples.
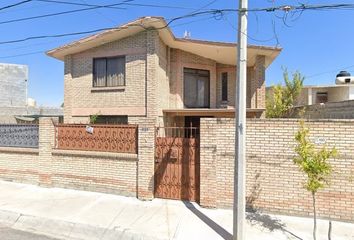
(200, 118), (354, 222)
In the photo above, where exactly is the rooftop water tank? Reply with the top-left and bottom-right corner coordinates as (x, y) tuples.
(336, 71), (354, 84)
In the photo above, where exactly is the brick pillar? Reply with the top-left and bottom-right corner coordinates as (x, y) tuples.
(137, 119), (155, 200)
(247, 67), (254, 108)
(199, 118), (217, 207)
(64, 55), (73, 123)
(38, 117), (55, 186)
(255, 55), (266, 109)
(146, 30), (159, 120)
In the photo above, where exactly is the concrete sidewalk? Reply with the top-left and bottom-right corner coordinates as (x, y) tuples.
(0, 181), (352, 240)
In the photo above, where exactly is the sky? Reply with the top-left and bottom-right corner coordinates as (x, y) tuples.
(1, 0), (354, 106)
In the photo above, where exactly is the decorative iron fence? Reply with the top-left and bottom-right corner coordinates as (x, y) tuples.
(55, 124), (138, 154)
(0, 124), (39, 148)
(155, 126), (199, 138)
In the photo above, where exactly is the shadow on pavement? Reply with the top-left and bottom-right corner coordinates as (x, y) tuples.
(246, 209), (303, 240)
(183, 201), (232, 240)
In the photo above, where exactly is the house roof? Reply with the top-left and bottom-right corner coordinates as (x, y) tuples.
(266, 84), (354, 90)
(46, 16), (282, 67)
(301, 84), (353, 89)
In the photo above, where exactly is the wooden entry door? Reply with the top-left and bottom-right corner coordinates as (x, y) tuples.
(154, 130), (200, 202)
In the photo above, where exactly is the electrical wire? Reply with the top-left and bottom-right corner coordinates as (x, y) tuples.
(0, 0), (33, 11)
(0, 13), (227, 59)
(0, 9), (238, 45)
(307, 64), (354, 79)
(2, 2), (354, 27)
(35, 0), (204, 11)
(77, 0), (117, 24)
(1, 3), (353, 54)
(0, 0), (132, 26)
(0, 50), (44, 59)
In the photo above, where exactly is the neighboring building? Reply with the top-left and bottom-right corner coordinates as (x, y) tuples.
(295, 84), (354, 106)
(292, 83), (354, 119)
(0, 63), (27, 109)
(0, 63), (63, 122)
(47, 16), (281, 126)
(266, 70), (354, 119)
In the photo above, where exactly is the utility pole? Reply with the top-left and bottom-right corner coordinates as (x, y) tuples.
(234, 0), (247, 239)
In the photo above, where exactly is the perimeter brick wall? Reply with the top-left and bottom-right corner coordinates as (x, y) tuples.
(200, 118), (354, 222)
(291, 100), (354, 119)
(0, 118), (155, 199)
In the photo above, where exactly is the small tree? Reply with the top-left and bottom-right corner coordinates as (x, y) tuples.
(266, 68), (304, 118)
(294, 121), (337, 240)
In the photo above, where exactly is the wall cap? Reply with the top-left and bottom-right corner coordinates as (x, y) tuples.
(52, 149), (138, 160)
(0, 146), (39, 154)
(201, 117), (354, 123)
(90, 86), (125, 92)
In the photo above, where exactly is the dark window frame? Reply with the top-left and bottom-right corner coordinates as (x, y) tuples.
(91, 115), (128, 124)
(316, 92), (328, 104)
(183, 67), (210, 108)
(221, 72), (228, 102)
(92, 56), (126, 87)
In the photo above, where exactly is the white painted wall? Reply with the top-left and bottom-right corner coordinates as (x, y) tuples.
(349, 86), (354, 100)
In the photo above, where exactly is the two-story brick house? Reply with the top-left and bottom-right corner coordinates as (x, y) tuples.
(47, 16), (281, 127)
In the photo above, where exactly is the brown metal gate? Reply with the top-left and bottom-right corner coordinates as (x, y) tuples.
(154, 127), (200, 202)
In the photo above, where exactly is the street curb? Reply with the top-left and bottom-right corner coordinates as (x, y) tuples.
(0, 209), (162, 240)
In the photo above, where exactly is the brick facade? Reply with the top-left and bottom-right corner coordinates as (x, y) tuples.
(200, 118), (354, 222)
(1, 118), (353, 221)
(62, 29), (267, 125)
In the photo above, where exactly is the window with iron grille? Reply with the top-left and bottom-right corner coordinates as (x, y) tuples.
(91, 115), (128, 124)
(93, 56), (125, 87)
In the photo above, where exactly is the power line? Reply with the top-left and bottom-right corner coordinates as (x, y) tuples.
(2, 2), (354, 27)
(0, 10), (227, 58)
(1, 3), (353, 49)
(35, 0), (204, 11)
(0, 0), (32, 11)
(0, 36), (81, 52)
(223, 14), (278, 43)
(0, 9), (236, 45)
(0, 0), (132, 26)
(34, 0), (127, 10)
(0, 12), (235, 59)
(307, 64), (354, 79)
(77, 0), (117, 24)
(0, 50), (44, 59)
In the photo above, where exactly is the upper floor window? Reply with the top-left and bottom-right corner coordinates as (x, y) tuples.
(221, 72), (228, 102)
(93, 56), (125, 87)
(184, 68), (210, 108)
